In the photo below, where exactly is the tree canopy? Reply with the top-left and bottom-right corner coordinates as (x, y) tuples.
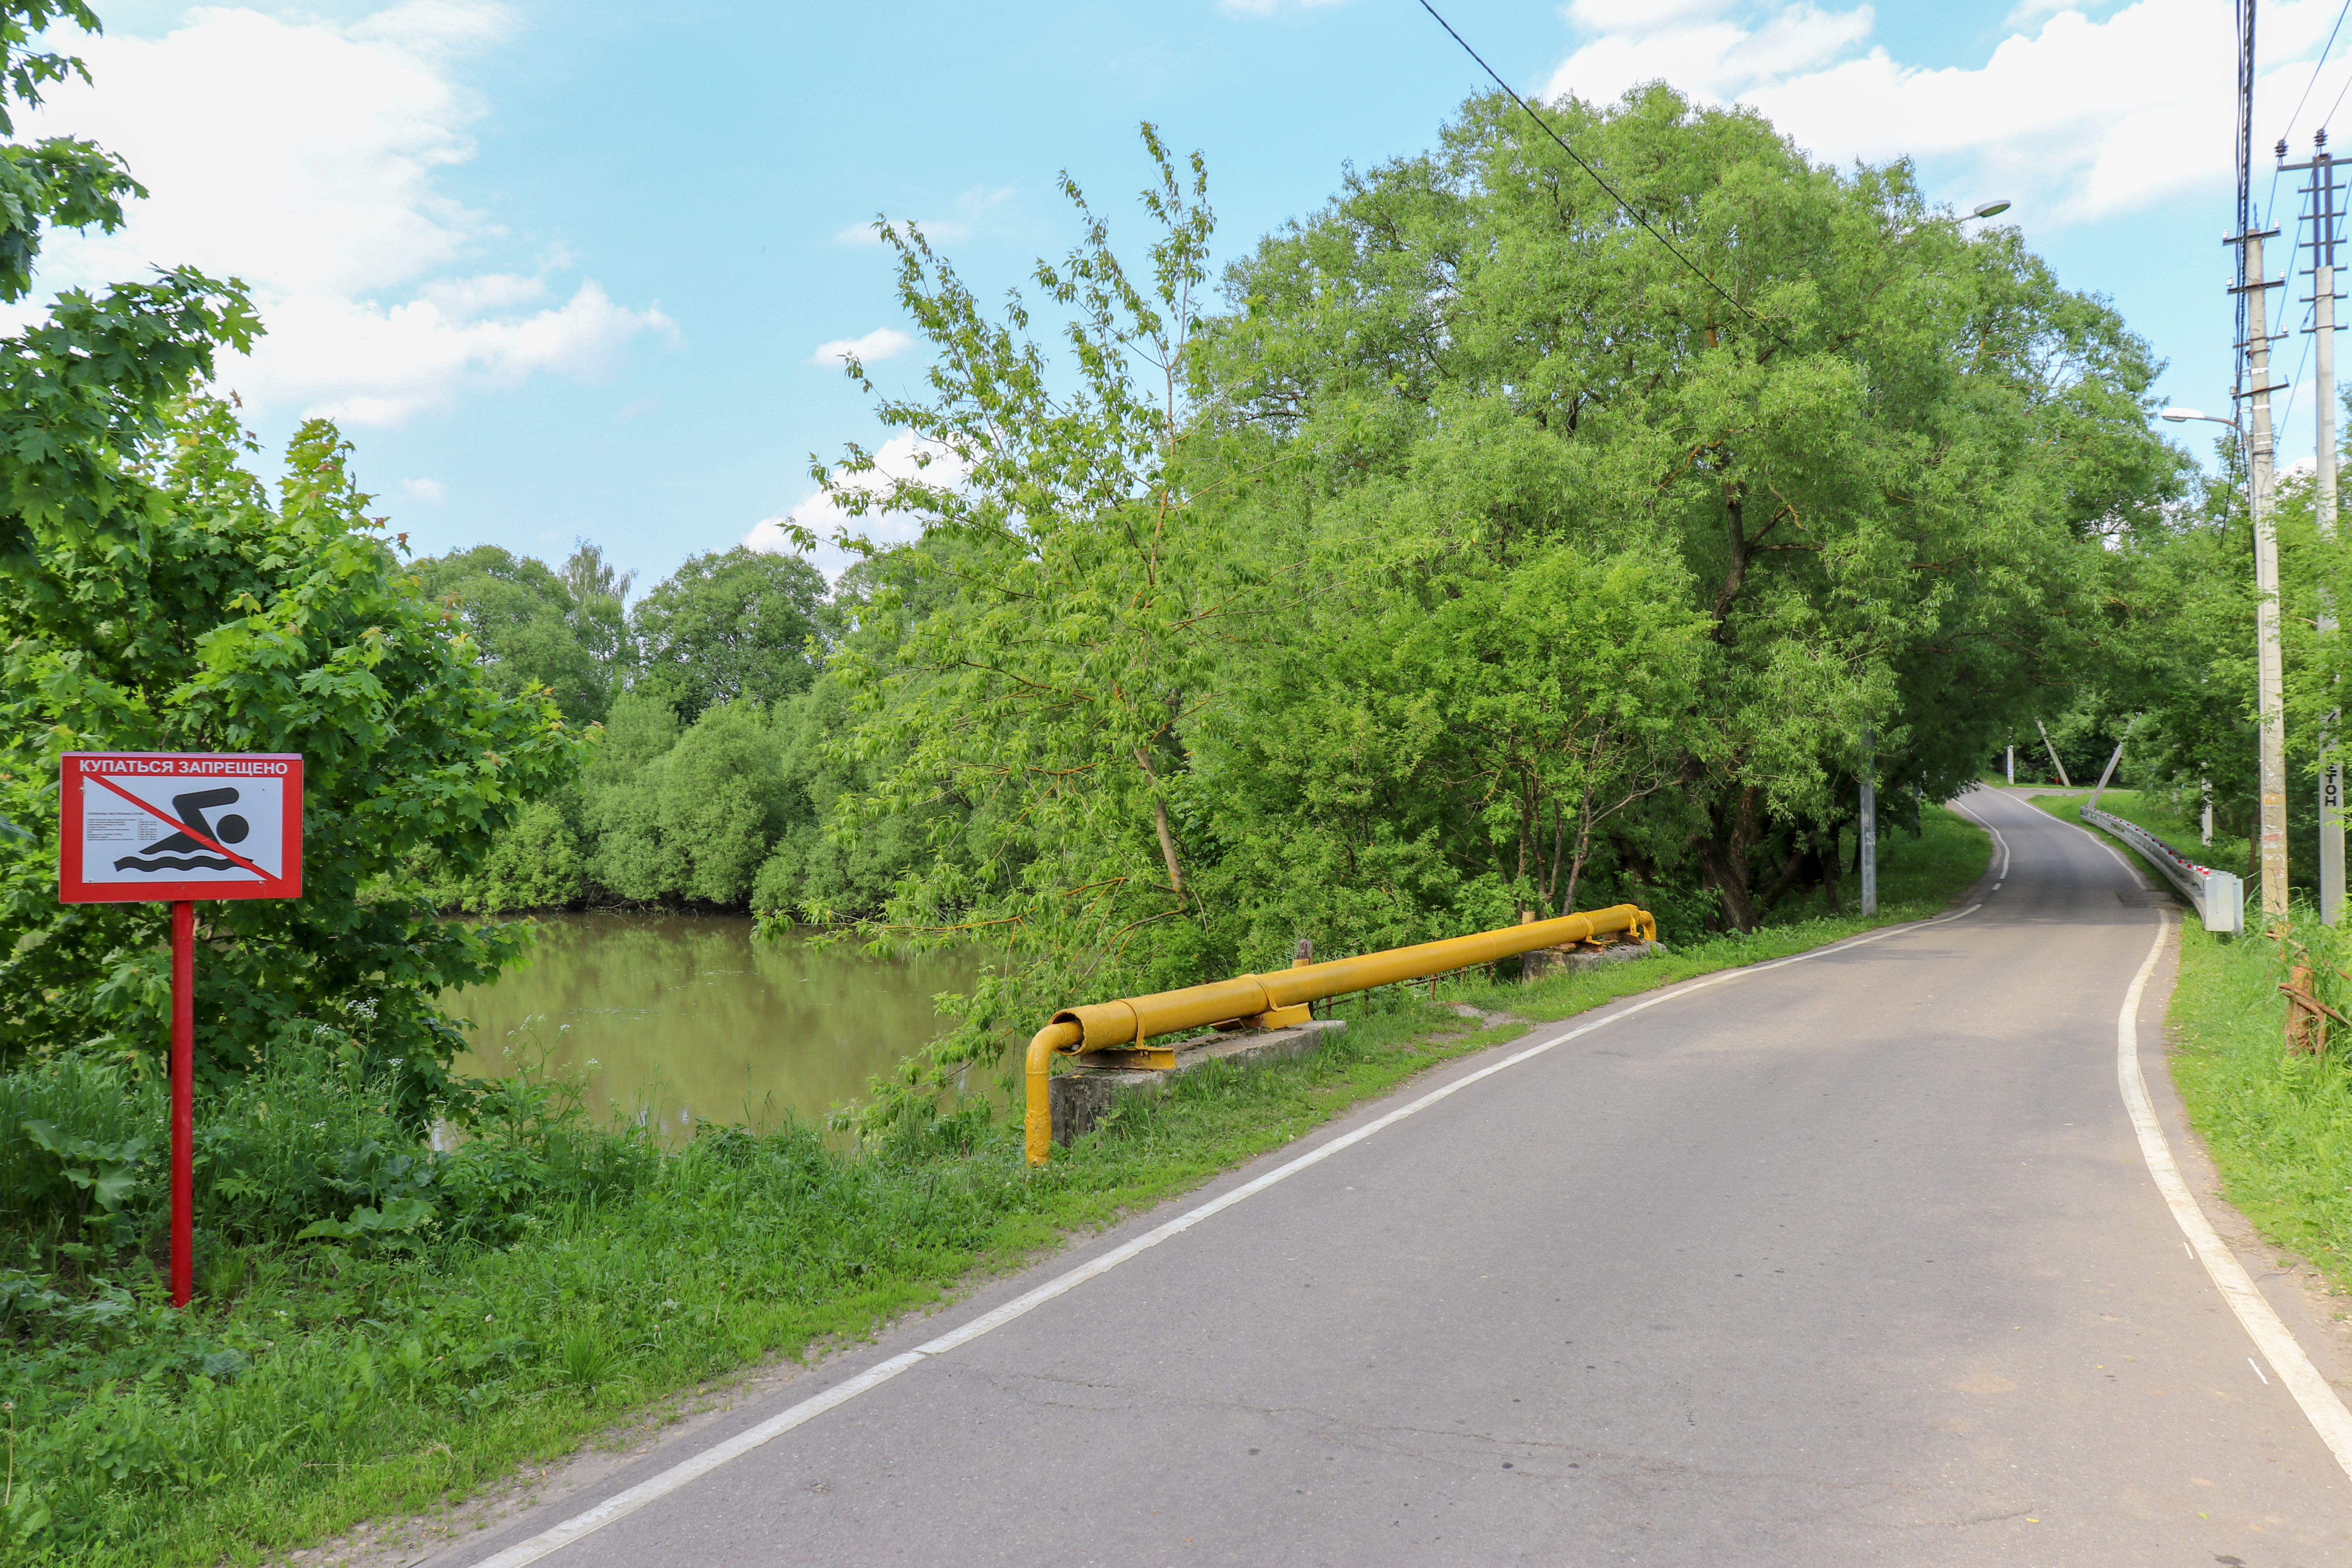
(631, 545), (827, 723)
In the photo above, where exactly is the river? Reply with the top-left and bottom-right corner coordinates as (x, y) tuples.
(443, 912), (983, 1140)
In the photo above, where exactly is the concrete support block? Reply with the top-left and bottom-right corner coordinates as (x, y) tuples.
(1048, 1018), (1347, 1146)
(1520, 939), (1666, 982)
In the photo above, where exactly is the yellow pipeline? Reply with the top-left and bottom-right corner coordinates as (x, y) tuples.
(1023, 904), (1656, 1165)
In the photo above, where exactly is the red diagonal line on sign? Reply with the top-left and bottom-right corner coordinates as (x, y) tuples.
(85, 772), (271, 880)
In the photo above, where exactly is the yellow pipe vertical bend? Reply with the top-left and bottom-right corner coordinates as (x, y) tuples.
(1025, 1021), (1084, 1167)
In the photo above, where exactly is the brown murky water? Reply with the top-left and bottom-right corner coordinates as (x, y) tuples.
(444, 913), (982, 1140)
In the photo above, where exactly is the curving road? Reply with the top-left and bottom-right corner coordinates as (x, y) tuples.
(442, 788), (2352, 1565)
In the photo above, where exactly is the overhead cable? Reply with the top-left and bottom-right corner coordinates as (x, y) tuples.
(2282, 0), (2352, 147)
(1411, 0), (1759, 325)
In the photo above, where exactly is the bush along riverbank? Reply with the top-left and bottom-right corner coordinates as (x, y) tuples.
(0, 806), (1987, 1566)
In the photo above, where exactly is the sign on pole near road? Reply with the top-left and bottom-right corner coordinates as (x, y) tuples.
(58, 753), (304, 1307)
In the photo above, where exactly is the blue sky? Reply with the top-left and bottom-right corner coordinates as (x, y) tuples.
(24, 0), (2352, 587)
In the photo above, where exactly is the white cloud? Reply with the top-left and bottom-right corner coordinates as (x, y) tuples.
(251, 280), (672, 426)
(831, 186), (1017, 246)
(18, 3), (674, 426)
(1543, 0), (2352, 225)
(745, 433), (967, 578)
(808, 328), (914, 367)
(400, 477), (448, 504)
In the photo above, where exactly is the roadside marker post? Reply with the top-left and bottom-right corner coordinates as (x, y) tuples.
(57, 752), (304, 1306)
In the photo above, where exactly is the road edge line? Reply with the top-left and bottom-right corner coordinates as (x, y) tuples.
(2113, 911), (2352, 1481)
(459, 902), (1991, 1566)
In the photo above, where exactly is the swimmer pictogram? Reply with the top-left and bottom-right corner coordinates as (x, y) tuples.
(108, 785), (255, 873)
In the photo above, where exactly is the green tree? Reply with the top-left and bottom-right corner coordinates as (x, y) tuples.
(0, 401), (584, 1111)
(0, 2), (259, 575)
(1194, 86), (2181, 927)
(413, 544), (609, 723)
(801, 124), (1249, 1105)
(588, 701), (793, 905)
(1192, 538), (1708, 963)
(751, 673), (942, 920)
(411, 800), (586, 914)
(559, 537), (635, 702)
(631, 546), (826, 722)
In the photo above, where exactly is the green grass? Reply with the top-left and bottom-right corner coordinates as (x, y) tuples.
(2166, 917), (2352, 1290)
(0, 805), (1991, 1567)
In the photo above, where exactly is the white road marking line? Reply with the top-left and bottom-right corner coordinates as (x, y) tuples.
(2113, 914), (2352, 1481)
(2251, 1357), (2271, 1385)
(459, 902), (1993, 1566)
(465, 1352), (929, 1568)
(1953, 793), (2013, 881)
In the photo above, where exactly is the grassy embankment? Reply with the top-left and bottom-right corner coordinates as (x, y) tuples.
(0, 805), (1989, 1567)
(2031, 789), (2352, 1295)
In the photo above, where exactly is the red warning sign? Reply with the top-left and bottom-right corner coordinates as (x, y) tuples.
(58, 753), (303, 903)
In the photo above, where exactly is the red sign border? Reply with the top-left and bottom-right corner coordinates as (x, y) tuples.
(58, 753), (305, 903)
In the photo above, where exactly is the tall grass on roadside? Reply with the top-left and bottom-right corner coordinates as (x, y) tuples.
(2169, 913), (2352, 1287)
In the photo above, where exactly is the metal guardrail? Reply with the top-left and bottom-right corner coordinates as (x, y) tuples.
(2081, 802), (2245, 936)
(1022, 903), (1659, 1165)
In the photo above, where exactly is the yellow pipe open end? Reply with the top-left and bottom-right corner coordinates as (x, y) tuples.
(1025, 1020), (1083, 1166)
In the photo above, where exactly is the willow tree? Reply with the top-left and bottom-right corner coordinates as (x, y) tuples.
(1192, 86), (2181, 928)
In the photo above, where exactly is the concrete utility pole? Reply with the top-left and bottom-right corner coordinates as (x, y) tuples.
(2288, 134), (2348, 921)
(2036, 718), (2071, 787)
(2225, 0), (2289, 920)
(1858, 725), (1877, 916)
(2005, 744), (2015, 784)
(2239, 222), (2291, 918)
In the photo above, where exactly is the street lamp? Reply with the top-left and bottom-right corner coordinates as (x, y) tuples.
(2161, 407), (2238, 426)
(1969, 199), (2013, 220)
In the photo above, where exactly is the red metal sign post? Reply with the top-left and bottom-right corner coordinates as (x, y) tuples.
(58, 753), (304, 1307)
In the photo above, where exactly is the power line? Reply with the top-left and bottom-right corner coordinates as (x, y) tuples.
(2282, 0), (2352, 146)
(1411, 0), (1759, 326)
(2325, 46), (2352, 140)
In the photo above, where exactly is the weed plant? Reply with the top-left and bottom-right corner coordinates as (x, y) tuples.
(2167, 912), (2352, 1290)
(0, 808), (1991, 1565)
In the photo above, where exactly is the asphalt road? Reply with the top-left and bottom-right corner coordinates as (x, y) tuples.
(449, 788), (2352, 1565)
